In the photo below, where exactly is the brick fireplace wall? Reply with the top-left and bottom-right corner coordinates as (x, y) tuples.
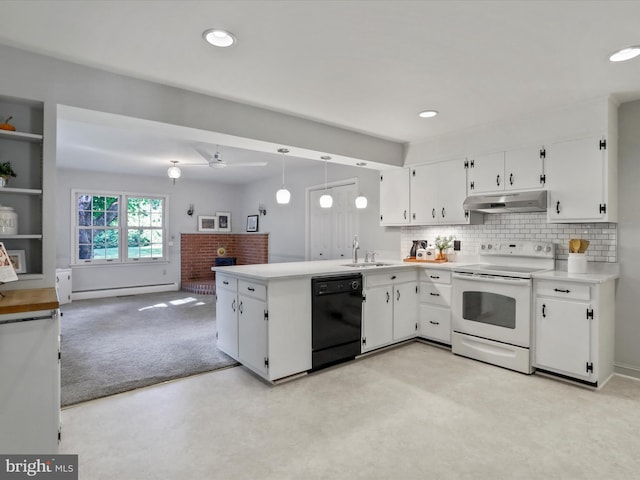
(180, 233), (269, 286)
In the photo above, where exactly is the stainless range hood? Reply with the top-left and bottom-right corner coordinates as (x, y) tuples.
(463, 190), (547, 213)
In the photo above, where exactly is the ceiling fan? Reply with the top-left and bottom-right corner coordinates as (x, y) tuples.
(192, 145), (267, 169)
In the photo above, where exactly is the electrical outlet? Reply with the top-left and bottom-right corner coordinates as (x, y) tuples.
(453, 240), (461, 251)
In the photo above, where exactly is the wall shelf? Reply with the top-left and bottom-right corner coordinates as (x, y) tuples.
(0, 187), (43, 195)
(0, 234), (43, 240)
(0, 129), (43, 143)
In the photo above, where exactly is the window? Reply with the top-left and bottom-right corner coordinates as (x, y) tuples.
(73, 191), (168, 265)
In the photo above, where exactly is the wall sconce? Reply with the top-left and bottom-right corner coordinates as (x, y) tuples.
(187, 204), (194, 216)
(259, 203), (267, 216)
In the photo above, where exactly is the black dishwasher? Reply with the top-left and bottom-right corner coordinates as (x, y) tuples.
(311, 274), (363, 370)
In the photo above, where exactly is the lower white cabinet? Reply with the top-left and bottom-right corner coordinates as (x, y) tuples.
(533, 278), (615, 387)
(362, 270), (417, 352)
(215, 274), (311, 382)
(418, 268), (452, 345)
(55, 268), (72, 304)
(0, 308), (60, 453)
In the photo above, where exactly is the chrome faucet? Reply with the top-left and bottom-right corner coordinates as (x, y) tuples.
(352, 235), (359, 263)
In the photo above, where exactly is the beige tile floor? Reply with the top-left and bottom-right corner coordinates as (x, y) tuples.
(60, 342), (640, 480)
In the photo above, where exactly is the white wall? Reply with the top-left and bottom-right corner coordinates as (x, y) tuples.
(56, 168), (239, 292)
(615, 99), (640, 378)
(238, 163), (400, 262)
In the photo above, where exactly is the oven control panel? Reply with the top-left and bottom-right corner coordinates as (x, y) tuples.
(479, 241), (554, 258)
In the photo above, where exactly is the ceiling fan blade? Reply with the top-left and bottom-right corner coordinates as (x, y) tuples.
(224, 162), (268, 168)
(193, 146), (214, 162)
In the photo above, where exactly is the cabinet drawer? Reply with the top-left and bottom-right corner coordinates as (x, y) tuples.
(365, 270), (416, 288)
(419, 283), (451, 307)
(238, 280), (267, 301)
(419, 304), (451, 344)
(216, 274), (237, 291)
(536, 280), (590, 301)
(419, 269), (452, 284)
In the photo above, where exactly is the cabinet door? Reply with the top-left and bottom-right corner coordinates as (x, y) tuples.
(534, 297), (591, 379)
(468, 152), (505, 194)
(504, 145), (545, 191)
(362, 285), (393, 351)
(419, 304), (451, 344)
(216, 287), (239, 360)
(380, 168), (410, 225)
(409, 164), (439, 224)
(547, 136), (606, 222)
(393, 282), (418, 340)
(238, 295), (268, 376)
(438, 159), (469, 224)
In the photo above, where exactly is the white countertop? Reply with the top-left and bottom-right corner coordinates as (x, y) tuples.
(532, 261), (619, 283)
(212, 258), (470, 281)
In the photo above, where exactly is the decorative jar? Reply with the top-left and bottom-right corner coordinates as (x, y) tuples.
(0, 204), (17, 234)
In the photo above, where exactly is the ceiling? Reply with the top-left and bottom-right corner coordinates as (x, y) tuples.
(2, 1), (640, 182)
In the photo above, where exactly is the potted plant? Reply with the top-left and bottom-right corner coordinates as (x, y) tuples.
(434, 235), (455, 261)
(0, 161), (17, 187)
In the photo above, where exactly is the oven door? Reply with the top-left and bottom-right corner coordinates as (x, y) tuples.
(452, 273), (532, 347)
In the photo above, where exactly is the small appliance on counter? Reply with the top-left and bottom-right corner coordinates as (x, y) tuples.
(409, 240), (428, 258)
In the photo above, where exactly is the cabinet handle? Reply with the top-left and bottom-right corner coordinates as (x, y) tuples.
(386, 291), (390, 303)
(247, 287), (255, 292)
(238, 301), (243, 314)
(542, 304), (546, 318)
(397, 289), (401, 301)
(441, 207), (445, 218)
(429, 292), (440, 296)
(496, 174), (501, 186)
(553, 288), (571, 293)
(223, 280), (229, 285)
(432, 208), (436, 219)
(429, 321), (440, 325)
(429, 275), (440, 279)
(404, 209), (407, 219)
(232, 299), (236, 312)
(391, 275), (397, 280)
(509, 173), (514, 185)
(556, 200), (561, 214)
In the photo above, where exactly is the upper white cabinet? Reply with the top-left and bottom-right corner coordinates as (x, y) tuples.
(546, 135), (616, 223)
(468, 147), (545, 194)
(409, 159), (482, 225)
(379, 168), (411, 225)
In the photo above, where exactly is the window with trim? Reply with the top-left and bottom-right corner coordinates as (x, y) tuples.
(73, 191), (168, 264)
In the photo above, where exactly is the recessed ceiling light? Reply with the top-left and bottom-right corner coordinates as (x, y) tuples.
(418, 110), (439, 118)
(609, 46), (640, 62)
(203, 29), (236, 48)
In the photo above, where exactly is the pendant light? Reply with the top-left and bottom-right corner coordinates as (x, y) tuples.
(355, 193), (368, 209)
(319, 156), (333, 208)
(276, 148), (291, 204)
(167, 161), (181, 184)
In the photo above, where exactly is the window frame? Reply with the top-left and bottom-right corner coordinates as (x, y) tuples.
(71, 189), (169, 266)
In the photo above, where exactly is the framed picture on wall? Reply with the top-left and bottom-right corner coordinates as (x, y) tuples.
(7, 249), (26, 274)
(198, 215), (218, 232)
(216, 212), (231, 232)
(246, 214), (259, 232)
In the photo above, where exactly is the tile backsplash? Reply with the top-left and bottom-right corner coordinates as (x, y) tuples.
(401, 212), (617, 262)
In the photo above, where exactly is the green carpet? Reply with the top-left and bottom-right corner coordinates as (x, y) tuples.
(60, 291), (238, 407)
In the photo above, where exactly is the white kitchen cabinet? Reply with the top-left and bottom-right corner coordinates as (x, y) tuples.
(362, 270), (417, 351)
(215, 274), (239, 360)
(0, 289), (60, 454)
(55, 268), (72, 304)
(546, 135), (616, 223)
(533, 278), (615, 387)
(215, 274), (311, 382)
(0, 97), (44, 281)
(418, 268), (452, 345)
(468, 147), (545, 194)
(409, 159), (481, 225)
(379, 168), (411, 225)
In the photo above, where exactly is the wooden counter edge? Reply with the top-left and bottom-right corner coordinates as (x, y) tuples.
(0, 287), (60, 315)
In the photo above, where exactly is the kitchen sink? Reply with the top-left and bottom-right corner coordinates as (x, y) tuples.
(341, 262), (393, 268)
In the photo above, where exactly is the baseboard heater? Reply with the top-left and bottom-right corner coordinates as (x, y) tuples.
(72, 283), (179, 301)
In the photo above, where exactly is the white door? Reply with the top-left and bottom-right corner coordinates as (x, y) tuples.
(216, 287), (238, 359)
(505, 145), (545, 191)
(392, 282), (418, 340)
(534, 297), (591, 378)
(309, 182), (358, 260)
(380, 168), (410, 225)
(468, 152), (505, 194)
(547, 136), (606, 222)
(439, 159), (469, 224)
(410, 164), (439, 224)
(362, 285), (393, 351)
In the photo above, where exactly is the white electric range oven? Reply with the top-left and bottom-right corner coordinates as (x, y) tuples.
(451, 241), (555, 373)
